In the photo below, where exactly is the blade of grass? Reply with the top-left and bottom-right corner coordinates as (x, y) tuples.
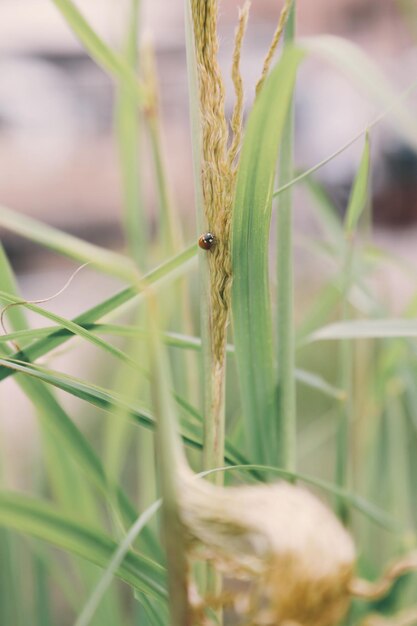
(73, 453), (401, 626)
(232, 46), (304, 465)
(115, 0), (147, 268)
(51, 0), (148, 106)
(344, 132), (371, 236)
(0, 325), (345, 403)
(276, 0), (297, 472)
(0, 205), (138, 283)
(0, 284), (210, 439)
(142, 44), (179, 256)
(0, 355), (248, 468)
(337, 134), (371, 523)
(33, 556), (53, 626)
(300, 37), (417, 149)
(295, 368), (346, 401)
(75, 500), (162, 626)
(1, 355), (144, 532)
(0, 531), (25, 626)
(212, 465), (400, 531)
(0, 492), (167, 600)
(0, 244), (197, 384)
(0, 248), (115, 509)
(301, 175), (344, 245)
(147, 298), (190, 626)
(309, 319), (417, 342)
(0, 289), (143, 372)
(273, 77), (417, 200)
(0, 243), (156, 549)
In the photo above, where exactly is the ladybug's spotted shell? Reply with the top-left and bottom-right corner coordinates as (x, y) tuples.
(198, 232), (216, 250)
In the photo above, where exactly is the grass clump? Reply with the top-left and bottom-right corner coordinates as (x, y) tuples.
(0, 1), (416, 625)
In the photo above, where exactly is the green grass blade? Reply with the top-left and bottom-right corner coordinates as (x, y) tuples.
(33, 556), (53, 626)
(209, 465), (399, 532)
(0, 356), (247, 468)
(232, 47), (304, 464)
(276, 1), (297, 472)
(0, 246), (135, 525)
(272, 66), (417, 200)
(0, 244), (197, 384)
(184, 0), (204, 226)
(0, 322), (354, 399)
(75, 500), (162, 626)
(337, 136), (372, 523)
(0, 290), (142, 371)
(0, 492), (167, 600)
(309, 319), (417, 342)
(344, 133), (371, 236)
(0, 531), (25, 626)
(0, 325), (217, 349)
(51, 0), (147, 106)
(300, 36), (417, 150)
(0, 205), (138, 282)
(115, 0), (147, 268)
(295, 368), (346, 401)
(302, 175), (344, 245)
(147, 301), (190, 626)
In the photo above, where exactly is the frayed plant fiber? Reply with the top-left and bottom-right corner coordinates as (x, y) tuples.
(180, 470), (355, 626)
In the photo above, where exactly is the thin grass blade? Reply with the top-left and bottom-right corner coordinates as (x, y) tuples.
(232, 47), (304, 464)
(51, 0), (147, 105)
(0, 492), (166, 600)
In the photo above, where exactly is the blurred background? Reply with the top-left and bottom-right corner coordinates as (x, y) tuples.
(0, 0), (416, 530)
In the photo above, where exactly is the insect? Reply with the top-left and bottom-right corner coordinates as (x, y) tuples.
(198, 232), (216, 250)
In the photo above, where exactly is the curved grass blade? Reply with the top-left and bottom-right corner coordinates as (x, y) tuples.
(337, 135), (371, 522)
(300, 36), (417, 150)
(75, 500), (162, 626)
(51, 0), (147, 106)
(309, 319), (417, 342)
(231, 47), (305, 464)
(115, 0), (147, 269)
(71, 449), (400, 626)
(203, 465), (399, 532)
(0, 291), (206, 431)
(0, 246), (153, 545)
(0, 290), (141, 372)
(0, 205), (138, 283)
(0, 244), (197, 384)
(0, 492), (166, 600)
(272, 65), (417, 200)
(295, 369), (346, 401)
(0, 356), (247, 469)
(147, 301), (190, 626)
(0, 325), (213, 349)
(276, 1), (297, 473)
(344, 132), (370, 236)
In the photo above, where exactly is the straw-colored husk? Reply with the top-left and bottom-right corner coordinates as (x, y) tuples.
(179, 472), (356, 625)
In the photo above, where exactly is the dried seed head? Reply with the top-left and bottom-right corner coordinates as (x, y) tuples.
(180, 474), (356, 626)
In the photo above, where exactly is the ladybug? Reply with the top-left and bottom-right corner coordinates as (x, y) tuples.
(198, 232), (216, 250)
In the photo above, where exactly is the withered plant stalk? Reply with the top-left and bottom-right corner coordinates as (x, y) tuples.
(190, 0), (248, 482)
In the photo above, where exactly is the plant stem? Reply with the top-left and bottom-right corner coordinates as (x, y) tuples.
(336, 242), (354, 523)
(115, 0), (147, 270)
(277, 0), (296, 471)
(142, 44), (180, 256)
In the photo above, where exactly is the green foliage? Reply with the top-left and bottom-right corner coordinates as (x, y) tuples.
(231, 47), (304, 465)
